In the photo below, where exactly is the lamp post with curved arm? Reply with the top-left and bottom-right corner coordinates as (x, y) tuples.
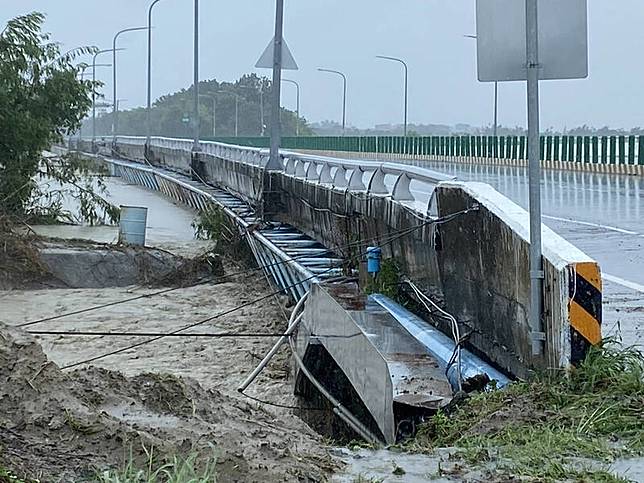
(92, 48), (124, 149)
(112, 26), (148, 136)
(318, 68), (347, 136)
(146, 0), (166, 148)
(376, 55), (408, 137)
(78, 63), (110, 147)
(282, 79), (300, 136)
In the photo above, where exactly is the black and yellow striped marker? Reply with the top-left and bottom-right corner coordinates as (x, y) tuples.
(569, 262), (602, 363)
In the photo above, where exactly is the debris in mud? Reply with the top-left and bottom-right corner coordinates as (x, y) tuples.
(0, 323), (338, 482)
(0, 230), (222, 290)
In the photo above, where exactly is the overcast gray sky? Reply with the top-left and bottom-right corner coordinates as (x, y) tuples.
(2, 1), (643, 130)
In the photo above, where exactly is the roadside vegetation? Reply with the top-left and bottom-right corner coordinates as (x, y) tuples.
(407, 340), (644, 481)
(0, 12), (118, 226)
(96, 450), (217, 483)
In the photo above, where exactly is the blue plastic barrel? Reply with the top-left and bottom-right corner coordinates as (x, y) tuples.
(366, 246), (382, 274)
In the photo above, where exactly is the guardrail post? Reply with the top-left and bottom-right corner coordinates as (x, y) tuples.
(628, 135), (636, 165)
(591, 136), (599, 163)
(583, 136), (591, 164)
(609, 136), (617, 164)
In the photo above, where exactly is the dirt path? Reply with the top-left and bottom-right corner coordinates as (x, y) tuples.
(0, 262), (339, 481)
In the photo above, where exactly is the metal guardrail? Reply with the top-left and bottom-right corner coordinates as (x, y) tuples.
(205, 134), (644, 167)
(78, 135), (456, 211)
(91, 154), (345, 301)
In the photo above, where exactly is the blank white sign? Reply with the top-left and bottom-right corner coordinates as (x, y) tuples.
(476, 0), (588, 82)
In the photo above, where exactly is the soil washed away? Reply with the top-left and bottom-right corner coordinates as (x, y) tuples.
(0, 255), (338, 482)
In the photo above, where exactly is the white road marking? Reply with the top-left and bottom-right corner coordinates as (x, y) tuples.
(543, 215), (640, 236)
(603, 274), (644, 294)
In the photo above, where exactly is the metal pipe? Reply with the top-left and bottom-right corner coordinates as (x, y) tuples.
(376, 55), (408, 137)
(238, 292), (309, 392)
(318, 68), (347, 136)
(267, 0), (285, 170)
(146, 0), (164, 149)
(282, 79), (300, 136)
(112, 26), (148, 137)
(192, 0), (201, 151)
(526, 0), (544, 355)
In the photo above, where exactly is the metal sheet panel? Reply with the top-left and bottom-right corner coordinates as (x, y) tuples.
(476, 0), (588, 81)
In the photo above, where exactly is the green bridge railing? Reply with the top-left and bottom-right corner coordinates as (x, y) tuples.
(204, 135), (644, 166)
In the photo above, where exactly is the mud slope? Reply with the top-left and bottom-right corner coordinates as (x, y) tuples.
(0, 323), (337, 482)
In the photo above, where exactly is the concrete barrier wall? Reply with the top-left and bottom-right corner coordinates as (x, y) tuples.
(104, 138), (601, 377)
(265, 174), (601, 377)
(434, 182), (601, 375)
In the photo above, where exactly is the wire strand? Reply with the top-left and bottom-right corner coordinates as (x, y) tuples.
(16, 206), (477, 329)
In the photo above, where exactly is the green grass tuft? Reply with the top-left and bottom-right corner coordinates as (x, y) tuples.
(96, 447), (217, 483)
(407, 340), (644, 481)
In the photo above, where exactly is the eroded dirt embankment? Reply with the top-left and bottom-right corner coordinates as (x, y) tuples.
(0, 322), (336, 481)
(0, 236), (339, 482)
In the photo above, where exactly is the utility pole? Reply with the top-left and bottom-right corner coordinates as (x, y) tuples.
(266, 0), (285, 170)
(526, 0), (544, 355)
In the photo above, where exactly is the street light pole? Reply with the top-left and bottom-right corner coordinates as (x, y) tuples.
(217, 91), (240, 137)
(112, 26), (147, 137)
(267, 0), (285, 170)
(192, 0), (200, 151)
(146, 0), (165, 149)
(493, 81), (498, 138)
(376, 55), (408, 137)
(260, 86), (265, 136)
(282, 79), (300, 136)
(92, 48), (123, 150)
(526, 0), (544, 355)
(79, 63), (110, 146)
(318, 68), (347, 136)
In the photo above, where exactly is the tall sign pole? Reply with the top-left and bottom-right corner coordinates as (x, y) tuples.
(525, 0), (544, 355)
(267, 0), (285, 170)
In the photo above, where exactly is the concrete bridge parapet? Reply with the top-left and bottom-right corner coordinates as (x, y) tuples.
(90, 135), (602, 378)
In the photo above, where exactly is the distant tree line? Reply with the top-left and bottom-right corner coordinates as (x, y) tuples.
(87, 74), (313, 139)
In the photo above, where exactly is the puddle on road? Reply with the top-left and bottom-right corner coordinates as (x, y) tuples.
(331, 448), (477, 482)
(101, 403), (182, 430)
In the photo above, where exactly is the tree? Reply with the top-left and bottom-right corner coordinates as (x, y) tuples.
(90, 73), (314, 138)
(0, 12), (117, 224)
